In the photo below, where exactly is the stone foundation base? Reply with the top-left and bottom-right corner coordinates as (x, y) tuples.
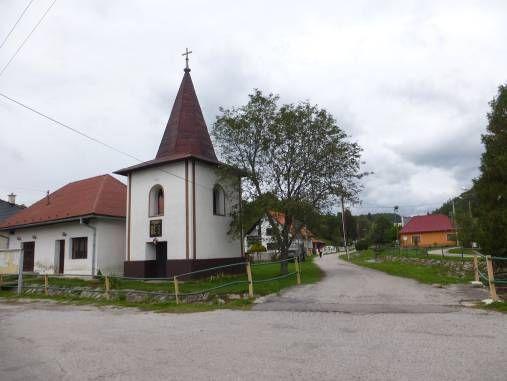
(124, 257), (245, 279)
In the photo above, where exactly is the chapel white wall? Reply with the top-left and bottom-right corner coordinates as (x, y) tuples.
(128, 162), (186, 261)
(194, 161), (241, 259)
(128, 160), (242, 261)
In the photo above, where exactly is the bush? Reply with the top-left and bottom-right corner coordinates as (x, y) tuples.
(355, 240), (370, 251)
(248, 242), (267, 253)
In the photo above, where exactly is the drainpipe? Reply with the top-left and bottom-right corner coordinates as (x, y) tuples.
(80, 218), (97, 276)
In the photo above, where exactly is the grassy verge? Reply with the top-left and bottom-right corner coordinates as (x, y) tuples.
(0, 258), (322, 312)
(448, 247), (478, 255)
(0, 290), (251, 313)
(349, 249), (473, 285)
(482, 301), (507, 313)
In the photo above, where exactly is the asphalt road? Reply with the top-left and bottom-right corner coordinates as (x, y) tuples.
(1, 255), (506, 381)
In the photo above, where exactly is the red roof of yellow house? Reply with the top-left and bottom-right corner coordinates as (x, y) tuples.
(400, 214), (454, 234)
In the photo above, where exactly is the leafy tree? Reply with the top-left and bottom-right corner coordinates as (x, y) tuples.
(213, 90), (364, 272)
(474, 84), (507, 257)
(455, 212), (478, 248)
(371, 216), (393, 248)
(337, 209), (357, 243)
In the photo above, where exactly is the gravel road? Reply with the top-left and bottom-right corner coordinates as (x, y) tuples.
(1, 255), (505, 381)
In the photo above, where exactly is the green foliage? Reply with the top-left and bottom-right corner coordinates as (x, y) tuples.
(350, 250), (473, 285)
(213, 90), (364, 264)
(248, 242), (266, 253)
(474, 84), (507, 257)
(371, 216), (393, 246)
(355, 239), (370, 251)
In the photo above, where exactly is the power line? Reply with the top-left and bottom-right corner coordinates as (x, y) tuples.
(0, 0), (36, 51)
(0, 91), (215, 191)
(0, 0), (57, 78)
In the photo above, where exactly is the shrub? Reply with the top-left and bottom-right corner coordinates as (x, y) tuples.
(248, 242), (267, 253)
(355, 240), (370, 251)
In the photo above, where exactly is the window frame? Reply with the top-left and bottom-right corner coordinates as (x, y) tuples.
(212, 184), (226, 216)
(71, 237), (88, 259)
(149, 185), (164, 217)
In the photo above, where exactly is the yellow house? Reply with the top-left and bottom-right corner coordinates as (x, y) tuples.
(399, 214), (456, 248)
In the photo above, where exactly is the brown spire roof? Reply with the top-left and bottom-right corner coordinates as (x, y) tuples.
(156, 68), (217, 161)
(116, 68), (218, 175)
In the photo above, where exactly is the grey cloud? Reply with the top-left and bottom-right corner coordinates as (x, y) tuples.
(0, 0), (505, 215)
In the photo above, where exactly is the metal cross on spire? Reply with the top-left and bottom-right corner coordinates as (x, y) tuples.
(182, 48), (192, 70)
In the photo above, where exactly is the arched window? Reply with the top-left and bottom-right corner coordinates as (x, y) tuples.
(149, 185), (164, 216)
(213, 184), (225, 216)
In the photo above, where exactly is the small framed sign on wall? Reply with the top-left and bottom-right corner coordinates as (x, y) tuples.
(150, 219), (162, 237)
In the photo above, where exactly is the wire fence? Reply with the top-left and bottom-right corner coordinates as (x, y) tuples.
(0, 256), (302, 304)
(474, 254), (507, 301)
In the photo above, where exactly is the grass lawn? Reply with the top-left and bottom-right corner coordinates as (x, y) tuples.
(0, 258), (323, 312)
(349, 249), (473, 285)
(448, 247), (478, 255)
(482, 301), (507, 313)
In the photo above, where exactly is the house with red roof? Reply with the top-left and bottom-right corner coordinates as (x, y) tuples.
(399, 214), (456, 248)
(244, 211), (315, 258)
(0, 175), (126, 275)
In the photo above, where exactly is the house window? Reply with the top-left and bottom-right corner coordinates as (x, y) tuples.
(213, 184), (225, 216)
(71, 237), (88, 259)
(447, 233), (457, 241)
(266, 242), (279, 251)
(411, 235), (420, 245)
(149, 185), (164, 216)
(265, 227), (273, 236)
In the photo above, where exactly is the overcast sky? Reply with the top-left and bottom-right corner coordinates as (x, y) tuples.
(1, 0), (506, 216)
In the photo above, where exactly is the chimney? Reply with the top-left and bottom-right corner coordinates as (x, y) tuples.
(7, 193), (16, 204)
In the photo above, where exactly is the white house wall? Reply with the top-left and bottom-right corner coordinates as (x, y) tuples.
(7, 221), (94, 274)
(6, 218), (125, 275)
(96, 219), (125, 275)
(245, 217), (313, 254)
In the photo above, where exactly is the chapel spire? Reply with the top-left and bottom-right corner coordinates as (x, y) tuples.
(155, 53), (217, 162)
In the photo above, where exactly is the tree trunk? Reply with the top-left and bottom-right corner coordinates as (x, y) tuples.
(280, 245), (289, 274)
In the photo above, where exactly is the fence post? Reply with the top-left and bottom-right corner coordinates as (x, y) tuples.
(174, 276), (180, 304)
(246, 262), (254, 298)
(0, 274), (3, 288)
(44, 274), (48, 295)
(473, 255), (479, 282)
(485, 255), (498, 301)
(105, 275), (110, 300)
(294, 256), (301, 285)
(17, 248), (24, 296)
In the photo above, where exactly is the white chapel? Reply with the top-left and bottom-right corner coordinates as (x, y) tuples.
(116, 59), (243, 277)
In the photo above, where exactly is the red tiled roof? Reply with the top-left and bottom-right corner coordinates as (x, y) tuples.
(400, 214), (454, 234)
(0, 175), (126, 229)
(116, 68), (218, 175)
(268, 211), (314, 237)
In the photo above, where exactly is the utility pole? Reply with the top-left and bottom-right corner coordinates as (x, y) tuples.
(452, 198), (460, 246)
(341, 195), (349, 260)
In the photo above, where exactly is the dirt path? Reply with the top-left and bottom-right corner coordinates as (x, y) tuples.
(254, 254), (488, 313)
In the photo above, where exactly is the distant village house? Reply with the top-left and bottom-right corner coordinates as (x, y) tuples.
(399, 214), (456, 248)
